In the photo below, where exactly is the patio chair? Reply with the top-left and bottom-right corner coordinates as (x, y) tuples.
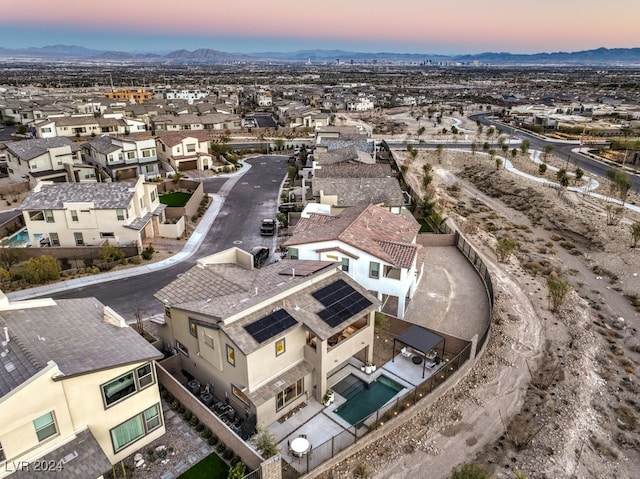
(401, 347), (412, 358)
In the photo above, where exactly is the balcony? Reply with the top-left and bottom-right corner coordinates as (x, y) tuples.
(327, 317), (368, 349)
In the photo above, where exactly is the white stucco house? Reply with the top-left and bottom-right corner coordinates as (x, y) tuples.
(283, 204), (424, 319)
(19, 176), (165, 248)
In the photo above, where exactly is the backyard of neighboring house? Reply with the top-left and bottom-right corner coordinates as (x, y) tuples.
(160, 191), (193, 207)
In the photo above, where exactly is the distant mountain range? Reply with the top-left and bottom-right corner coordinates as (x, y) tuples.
(1, 44), (639, 65)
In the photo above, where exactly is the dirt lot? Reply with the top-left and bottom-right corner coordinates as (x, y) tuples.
(319, 121), (640, 478)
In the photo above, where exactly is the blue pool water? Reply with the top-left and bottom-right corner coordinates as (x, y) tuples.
(333, 375), (404, 427)
(2, 229), (30, 247)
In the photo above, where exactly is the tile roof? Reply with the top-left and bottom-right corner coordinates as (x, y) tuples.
(155, 259), (378, 354)
(312, 177), (405, 207)
(7, 137), (80, 161)
(285, 204), (421, 268)
(314, 162), (395, 179)
(155, 130), (211, 147)
(83, 136), (120, 155)
(9, 428), (111, 479)
(19, 181), (137, 210)
(0, 298), (161, 390)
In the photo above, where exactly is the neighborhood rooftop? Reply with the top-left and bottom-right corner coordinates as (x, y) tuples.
(0, 297), (162, 398)
(19, 181), (139, 210)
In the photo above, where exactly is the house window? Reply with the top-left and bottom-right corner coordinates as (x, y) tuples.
(176, 340), (189, 357)
(100, 232), (115, 238)
(226, 344), (235, 366)
(142, 149), (153, 158)
(33, 412), (57, 442)
(369, 262), (380, 279)
(150, 190), (156, 201)
(204, 332), (215, 349)
(101, 363), (155, 407)
(44, 210), (54, 223)
(275, 338), (286, 356)
(189, 318), (198, 338)
(110, 404), (162, 453)
(164, 305), (171, 318)
(186, 144), (196, 152)
(289, 247), (299, 260)
(102, 371), (135, 406)
(127, 151), (136, 160)
(74, 232), (84, 246)
(49, 232), (60, 246)
(116, 209), (126, 221)
(232, 385), (250, 406)
(0, 440), (5, 461)
(276, 378), (303, 411)
(70, 210), (78, 222)
(28, 211), (45, 221)
(341, 258), (349, 272)
(136, 363), (154, 389)
(145, 164), (155, 173)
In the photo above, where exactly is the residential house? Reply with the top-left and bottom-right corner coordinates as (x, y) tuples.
(156, 131), (214, 173)
(0, 292), (164, 478)
(105, 88), (155, 104)
(5, 137), (97, 187)
(154, 249), (378, 427)
(150, 113), (241, 133)
(33, 116), (129, 139)
(283, 204), (424, 319)
(83, 135), (161, 181)
(19, 176), (165, 248)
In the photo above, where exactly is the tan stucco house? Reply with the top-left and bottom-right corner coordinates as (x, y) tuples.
(0, 292), (164, 478)
(154, 248), (379, 428)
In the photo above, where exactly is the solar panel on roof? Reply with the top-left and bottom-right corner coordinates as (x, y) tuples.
(312, 279), (372, 327)
(244, 309), (297, 344)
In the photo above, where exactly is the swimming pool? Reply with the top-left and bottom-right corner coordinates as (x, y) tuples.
(1, 228), (30, 247)
(333, 374), (404, 427)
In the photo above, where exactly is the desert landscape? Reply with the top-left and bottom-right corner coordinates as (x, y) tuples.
(322, 111), (640, 478)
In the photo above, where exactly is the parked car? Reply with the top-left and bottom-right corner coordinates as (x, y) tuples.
(249, 246), (270, 268)
(260, 218), (276, 236)
(278, 203), (297, 213)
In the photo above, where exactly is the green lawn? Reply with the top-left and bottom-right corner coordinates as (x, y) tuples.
(159, 191), (192, 207)
(177, 452), (229, 479)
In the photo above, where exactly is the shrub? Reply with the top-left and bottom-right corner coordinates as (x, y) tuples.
(129, 256), (141, 265)
(141, 245), (155, 260)
(195, 423), (204, 432)
(207, 436), (218, 447)
(22, 255), (60, 284)
(182, 410), (192, 421)
(189, 416), (199, 427)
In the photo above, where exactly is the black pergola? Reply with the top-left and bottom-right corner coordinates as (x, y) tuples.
(392, 325), (445, 378)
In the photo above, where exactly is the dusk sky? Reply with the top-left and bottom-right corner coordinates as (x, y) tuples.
(1, 0), (639, 55)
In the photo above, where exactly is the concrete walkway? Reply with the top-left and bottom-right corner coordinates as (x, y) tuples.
(6, 163), (252, 302)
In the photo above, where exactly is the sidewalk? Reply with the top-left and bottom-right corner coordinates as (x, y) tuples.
(5, 163), (252, 302)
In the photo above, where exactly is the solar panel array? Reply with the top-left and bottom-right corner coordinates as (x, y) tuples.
(244, 309), (297, 344)
(312, 279), (372, 327)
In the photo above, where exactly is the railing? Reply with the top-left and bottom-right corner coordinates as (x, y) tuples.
(283, 343), (473, 476)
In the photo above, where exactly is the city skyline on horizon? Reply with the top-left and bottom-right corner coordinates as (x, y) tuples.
(1, 0), (639, 56)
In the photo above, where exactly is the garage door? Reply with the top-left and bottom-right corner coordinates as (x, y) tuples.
(178, 160), (197, 171)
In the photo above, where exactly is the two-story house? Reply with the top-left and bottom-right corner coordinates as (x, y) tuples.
(283, 204), (424, 319)
(6, 137), (97, 187)
(156, 131), (214, 173)
(83, 135), (161, 181)
(0, 292), (164, 478)
(19, 176), (165, 248)
(154, 248), (378, 428)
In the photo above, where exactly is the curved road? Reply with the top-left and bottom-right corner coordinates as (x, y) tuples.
(468, 113), (640, 194)
(50, 155), (288, 320)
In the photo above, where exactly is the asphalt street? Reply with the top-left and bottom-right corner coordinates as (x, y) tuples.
(48, 155), (288, 321)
